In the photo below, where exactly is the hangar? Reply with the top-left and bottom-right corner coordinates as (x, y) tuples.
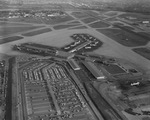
(82, 61), (105, 80)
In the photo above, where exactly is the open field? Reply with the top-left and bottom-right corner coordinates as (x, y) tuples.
(104, 11), (118, 16)
(67, 21), (81, 24)
(89, 21), (110, 28)
(22, 28), (52, 36)
(97, 28), (150, 47)
(41, 15), (74, 25)
(84, 11), (100, 16)
(105, 17), (118, 22)
(113, 22), (124, 26)
(53, 24), (81, 30)
(0, 36), (23, 44)
(81, 17), (98, 24)
(123, 26), (134, 31)
(69, 26), (88, 30)
(101, 64), (126, 75)
(7, 17), (43, 24)
(84, 83), (123, 120)
(118, 13), (150, 22)
(0, 21), (33, 26)
(138, 32), (150, 39)
(0, 26), (43, 36)
(97, 15), (108, 20)
(133, 47), (150, 60)
(1, 28), (150, 72)
(71, 11), (90, 19)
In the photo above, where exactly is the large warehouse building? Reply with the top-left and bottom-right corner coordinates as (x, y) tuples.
(68, 59), (80, 70)
(82, 61), (105, 80)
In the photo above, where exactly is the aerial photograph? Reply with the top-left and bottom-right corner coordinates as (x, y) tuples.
(0, 0), (150, 120)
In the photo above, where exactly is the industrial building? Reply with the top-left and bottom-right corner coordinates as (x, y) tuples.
(68, 59), (80, 70)
(82, 61), (105, 80)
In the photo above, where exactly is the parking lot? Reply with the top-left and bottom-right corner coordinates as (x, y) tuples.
(18, 59), (95, 120)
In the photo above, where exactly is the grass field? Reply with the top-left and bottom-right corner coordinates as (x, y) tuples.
(97, 15), (108, 20)
(105, 17), (117, 22)
(7, 17), (42, 24)
(71, 12), (90, 19)
(133, 47), (150, 60)
(0, 21), (33, 26)
(89, 21), (110, 28)
(22, 28), (52, 36)
(123, 26), (134, 31)
(0, 26), (43, 36)
(138, 32), (150, 39)
(84, 10), (100, 16)
(97, 28), (150, 47)
(105, 11), (118, 16)
(113, 22), (124, 26)
(118, 13), (150, 22)
(67, 21), (81, 24)
(102, 64), (126, 75)
(5, 14), (74, 25)
(41, 15), (74, 24)
(53, 24), (81, 30)
(0, 36), (23, 44)
(69, 26), (88, 30)
(81, 17), (98, 24)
